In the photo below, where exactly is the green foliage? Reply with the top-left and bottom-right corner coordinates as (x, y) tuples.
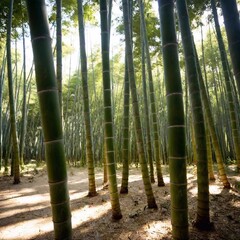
(132, 0), (161, 71)
(0, 0), (28, 41)
(49, 0), (98, 28)
(187, 0), (210, 26)
(199, 26), (229, 102)
(116, 0), (161, 71)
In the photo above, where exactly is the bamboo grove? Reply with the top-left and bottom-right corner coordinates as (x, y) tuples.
(1, 0), (240, 239)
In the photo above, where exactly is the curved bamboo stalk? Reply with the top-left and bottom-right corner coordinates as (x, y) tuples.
(26, 0), (72, 238)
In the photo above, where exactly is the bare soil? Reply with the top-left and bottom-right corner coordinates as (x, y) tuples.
(0, 164), (240, 240)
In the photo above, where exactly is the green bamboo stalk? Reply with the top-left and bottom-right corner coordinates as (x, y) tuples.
(140, 37), (155, 183)
(194, 47), (231, 189)
(220, 0), (240, 95)
(120, 0), (132, 193)
(103, 143), (108, 186)
(122, 0), (157, 209)
(56, 0), (62, 115)
(206, 124), (215, 181)
(77, 0), (97, 197)
(0, 49), (6, 170)
(138, 0), (164, 186)
(26, 0), (72, 238)
(176, 0), (213, 230)
(158, 0), (189, 238)
(7, 0), (20, 184)
(211, 0), (240, 171)
(19, 23), (27, 167)
(100, 0), (122, 219)
(3, 112), (11, 173)
(120, 55), (130, 193)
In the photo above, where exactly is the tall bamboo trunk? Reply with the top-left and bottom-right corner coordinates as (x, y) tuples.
(138, 0), (164, 186)
(19, 23), (27, 167)
(206, 124), (215, 181)
(100, 0), (122, 219)
(77, 0), (97, 197)
(26, 0), (72, 238)
(194, 47), (231, 189)
(120, 0), (132, 193)
(158, 0), (189, 238)
(122, 0), (157, 209)
(120, 55), (130, 193)
(7, 0), (20, 184)
(0, 50), (6, 170)
(220, 0), (240, 95)
(211, 0), (240, 171)
(140, 37), (155, 183)
(176, 0), (213, 230)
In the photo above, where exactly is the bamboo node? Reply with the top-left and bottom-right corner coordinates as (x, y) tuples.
(49, 179), (67, 186)
(168, 156), (186, 159)
(166, 92), (182, 97)
(168, 125), (185, 128)
(32, 35), (52, 42)
(162, 42), (178, 48)
(44, 138), (63, 144)
(37, 88), (58, 94)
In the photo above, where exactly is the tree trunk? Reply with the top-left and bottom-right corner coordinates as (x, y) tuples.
(122, 0), (157, 209)
(7, 0), (20, 184)
(220, 0), (240, 95)
(19, 23), (27, 167)
(0, 50), (6, 170)
(56, 0), (62, 115)
(138, 0), (164, 186)
(26, 0), (72, 238)
(176, 0), (212, 230)
(158, 0), (189, 238)
(100, 0), (122, 220)
(77, 0), (97, 197)
(194, 47), (231, 189)
(212, 0), (240, 171)
(140, 37), (155, 183)
(120, 55), (130, 193)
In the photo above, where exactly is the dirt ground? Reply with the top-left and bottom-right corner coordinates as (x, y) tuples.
(0, 164), (240, 240)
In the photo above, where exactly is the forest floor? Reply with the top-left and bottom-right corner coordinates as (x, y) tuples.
(0, 164), (240, 240)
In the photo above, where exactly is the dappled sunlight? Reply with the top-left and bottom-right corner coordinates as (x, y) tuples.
(0, 184), (49, 220)
(0, 217), (53, 239)
(209, 183), (222, 195)
(1, 167), (240, 239)
(71, 201), (111, 228)
(127, 172), (142, 182)
(0, 196), (49, 219)
(140, 219), (172, 238)
(162, 176), (170, 185)
(230, 198), (240, 208)
(69, 188), (89, 201)
(14, 192), (49, 205)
